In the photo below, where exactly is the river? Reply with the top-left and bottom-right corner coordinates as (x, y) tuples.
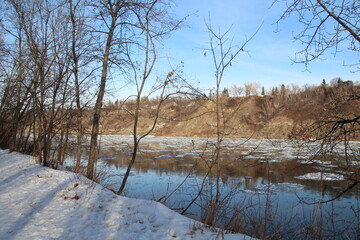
(67, 135), (360, 239)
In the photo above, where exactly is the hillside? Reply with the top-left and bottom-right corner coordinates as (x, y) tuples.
(93, 83), (360, 139)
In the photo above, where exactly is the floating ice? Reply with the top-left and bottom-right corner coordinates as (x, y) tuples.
(294, 172), (345, 181)
(243, 182), (305, 194)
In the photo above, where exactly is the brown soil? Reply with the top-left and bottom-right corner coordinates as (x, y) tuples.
(85, 95), (360, 139)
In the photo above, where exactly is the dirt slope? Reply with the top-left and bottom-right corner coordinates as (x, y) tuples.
(87, 94), (359, 139)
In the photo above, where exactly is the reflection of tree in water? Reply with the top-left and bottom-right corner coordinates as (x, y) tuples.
(75, 138), (358, 239)
(98, 144), (357, 196)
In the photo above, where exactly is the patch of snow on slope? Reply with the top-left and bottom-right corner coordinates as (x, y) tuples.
(0, 149), (255, 240)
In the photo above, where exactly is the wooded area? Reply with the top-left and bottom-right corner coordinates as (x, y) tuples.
(0, 0), (187, 183)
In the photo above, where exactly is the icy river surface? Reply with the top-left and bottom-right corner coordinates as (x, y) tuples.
(69, 136), (360, 239)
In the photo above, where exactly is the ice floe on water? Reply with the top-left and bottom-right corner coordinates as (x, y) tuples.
(294, 172), (345, 181)
(299, 159), (337, 167)
(243, 182), (305, 195)
(154, 154), (173, 159)
(89, 135), (360, 166)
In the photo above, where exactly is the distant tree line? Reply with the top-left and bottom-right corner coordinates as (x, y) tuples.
(255, 78), (360, 120)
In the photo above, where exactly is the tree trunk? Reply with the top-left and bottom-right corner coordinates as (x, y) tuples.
(87, 1), (122, 180)
(69, 0), (83, 173)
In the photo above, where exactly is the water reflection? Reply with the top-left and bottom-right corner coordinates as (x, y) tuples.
(75, 136), (359, 239)
(99, 143), (355, 196)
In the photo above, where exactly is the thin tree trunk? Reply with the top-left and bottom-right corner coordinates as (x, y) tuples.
(117, 10), (157, 194)
(61, 123), (69, 166)
(87, 1), (122, 180)
(56, 124), (65, 168)
(69, 0), (83, 172)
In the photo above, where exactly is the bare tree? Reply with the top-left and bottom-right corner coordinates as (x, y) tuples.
(0, 1), (30, 150)
(117, 0), (185, 195)
(275, 0), (360, 200)
(229, 84), (244, 97)
(244, 82), (260, 97)
(69, 0), (83, 172)
(185, 18), (258, 226)
(274, 0), (360, 69)
(86, 0), (128, 180)
(1, 0), (74, 167)
(67, 0), (95, 172)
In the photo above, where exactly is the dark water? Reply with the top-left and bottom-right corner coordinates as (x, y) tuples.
(69, 136), (360, 239)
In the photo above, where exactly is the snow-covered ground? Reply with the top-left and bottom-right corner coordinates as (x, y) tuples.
(0, 149), (254, 240)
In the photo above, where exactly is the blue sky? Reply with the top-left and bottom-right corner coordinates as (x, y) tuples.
(110, 0), (359, 99)
(164, 1), (358, 90)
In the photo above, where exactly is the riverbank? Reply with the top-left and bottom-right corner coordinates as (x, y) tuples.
(92, 94), (360, 140)
(0, 149), (254, 240)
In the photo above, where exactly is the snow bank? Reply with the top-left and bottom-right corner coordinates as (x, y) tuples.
(0, 149), (254, 240)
